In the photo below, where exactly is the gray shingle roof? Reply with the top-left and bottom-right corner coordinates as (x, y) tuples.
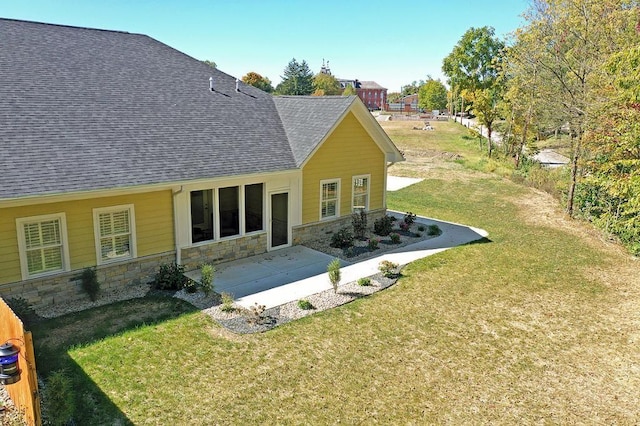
(273, 96), (355, 166)
(0, 19), (296, 199)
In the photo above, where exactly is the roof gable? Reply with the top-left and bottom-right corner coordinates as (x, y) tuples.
(275, 96), (404, 167)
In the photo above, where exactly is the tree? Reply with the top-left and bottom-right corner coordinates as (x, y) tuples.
(443, 26), (505, 126)
(312, 73), (342, 96)
(469, 88), (502, 157)
(342, 84), (357, 96)
(400, 81), (423, 96)
(515, 0), (637, 215)
(202, 60), (217, 69)
(241, 72), (273, 93)
(442, 26), (505, 92)
(418, 78), (447, 111)
(275, 58), (314, 95)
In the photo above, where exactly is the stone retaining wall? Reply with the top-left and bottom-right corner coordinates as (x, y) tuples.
(293, 209), (386, 245)
(180, 232), (268, 271)
(0, 251), (175, 310)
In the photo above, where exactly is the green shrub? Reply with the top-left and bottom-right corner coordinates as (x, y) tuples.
(79, 267), (100, 302)
(417, 225), (426, 232)
(330, 228), (354, 249)
(42, 370), (75, 426)
(427, 224), (442, 236)
(6, 297), (39, 328)
(367, 238), (380, 250)
(200, 264), (215, 296)
(378, 260), (399, 278)
(297, 299), (314, 310)
(389, 233), (401, 244)
(220, 292), (235, 312)
(374, 215), (396, 236)
(351, 210), (368, 239)
(403, 211), (417, 225)
(327, 258), (341, 293)
(357, 277), (371, 286)
(343, 246), (356, 258)
(153, 262), (187, 290)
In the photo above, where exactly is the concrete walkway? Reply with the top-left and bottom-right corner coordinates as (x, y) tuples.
(192, 213), (488, 310)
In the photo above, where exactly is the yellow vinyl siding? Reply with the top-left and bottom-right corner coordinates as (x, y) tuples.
(302, 112), (385, 224)
(0, 190), (173, 284)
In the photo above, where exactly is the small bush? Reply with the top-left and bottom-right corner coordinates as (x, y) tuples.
(427, 224), (442, 236)
(200, 264), (215, 296)
(42, 369), (75, 426)
(403, 211), (417, 225)
(220, 292), (235, 312)
(357, 277), (371, 286)
(6, 297), (39, 328)
(367, 238), (380, 250)
(351, 210), (368, 239)
(79, 267), (100, 301)
(378, 260), (399, 278)
(246, 303), (266, 325)
(417, 225), (426, 232)
(297, 299), (314, 310)
(399, 221), (410, 232)
(153, 262), (187, 290)
(330, 228), (354, 249)
(389, 233), (401, 244)
(343, 246), (356, 258)
(327, 258), (341, 293)
(374, 215), (395, 236)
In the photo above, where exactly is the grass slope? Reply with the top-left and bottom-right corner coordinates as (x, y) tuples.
(33, 120), (639, 424)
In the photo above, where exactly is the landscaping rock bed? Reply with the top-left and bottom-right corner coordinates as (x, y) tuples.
(175, 272), (399, 334)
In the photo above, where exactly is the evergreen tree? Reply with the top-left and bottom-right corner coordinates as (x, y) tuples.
(275, 58), (314, 95)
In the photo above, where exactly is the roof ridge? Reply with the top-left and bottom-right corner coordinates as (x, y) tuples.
(0, 17), (140, 36)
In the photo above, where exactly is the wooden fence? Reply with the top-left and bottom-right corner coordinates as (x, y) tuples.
(0, 298), (41, 425)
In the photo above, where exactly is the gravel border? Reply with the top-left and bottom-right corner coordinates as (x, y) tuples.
(174, 272), (400, 334)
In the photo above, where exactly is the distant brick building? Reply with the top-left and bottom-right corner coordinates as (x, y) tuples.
(320, 60), (387, 111)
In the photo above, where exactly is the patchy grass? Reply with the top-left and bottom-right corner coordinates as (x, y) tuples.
(32, 120), (640, 424)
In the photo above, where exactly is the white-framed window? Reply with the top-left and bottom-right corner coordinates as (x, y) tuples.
(16, 213), (70, 279)
(352, 175), (370, 212)
(320, 179), (340, 220)
(93, 205), (136, 264)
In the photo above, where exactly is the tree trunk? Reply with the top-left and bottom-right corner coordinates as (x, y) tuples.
(566, 133), (581, 217)
(487, 126), (493, 158)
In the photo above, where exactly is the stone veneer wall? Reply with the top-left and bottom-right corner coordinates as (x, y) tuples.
(180, 232), (268, 271)
(292, 208), (386, 245)
(0, 251), (176, 310)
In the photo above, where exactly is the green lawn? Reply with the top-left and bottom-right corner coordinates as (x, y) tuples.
(32, 120), (640, 424)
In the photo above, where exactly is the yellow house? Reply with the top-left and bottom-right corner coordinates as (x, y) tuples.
(0, 19), (403, 309)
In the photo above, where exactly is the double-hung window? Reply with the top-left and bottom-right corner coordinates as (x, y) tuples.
(94, 205), (136, 264)
(352, 175), (370, 211)
(16, 213), (70, 279)
(320, 179), (340, 220)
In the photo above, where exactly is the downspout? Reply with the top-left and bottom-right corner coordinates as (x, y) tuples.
(172, 186), (184, 265)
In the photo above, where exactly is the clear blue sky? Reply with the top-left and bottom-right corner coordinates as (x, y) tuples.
(2, 0), (529, 92)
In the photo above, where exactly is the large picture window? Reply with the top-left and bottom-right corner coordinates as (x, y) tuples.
(352, 175), (370, 211)
(93, 205), (136, 264)
(17, 213), (70, 278)
(320, 179), (340, 220)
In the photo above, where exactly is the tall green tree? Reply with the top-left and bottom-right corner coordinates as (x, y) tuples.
(275, 58), (314, 95)
(418, 79), (447, 111)
(241, 72), (273, 93)
(442, 26), (505, 128)
(442, 26), (505, 92)
(202, 60), (217, 69)
(312, 73), (342, 96)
